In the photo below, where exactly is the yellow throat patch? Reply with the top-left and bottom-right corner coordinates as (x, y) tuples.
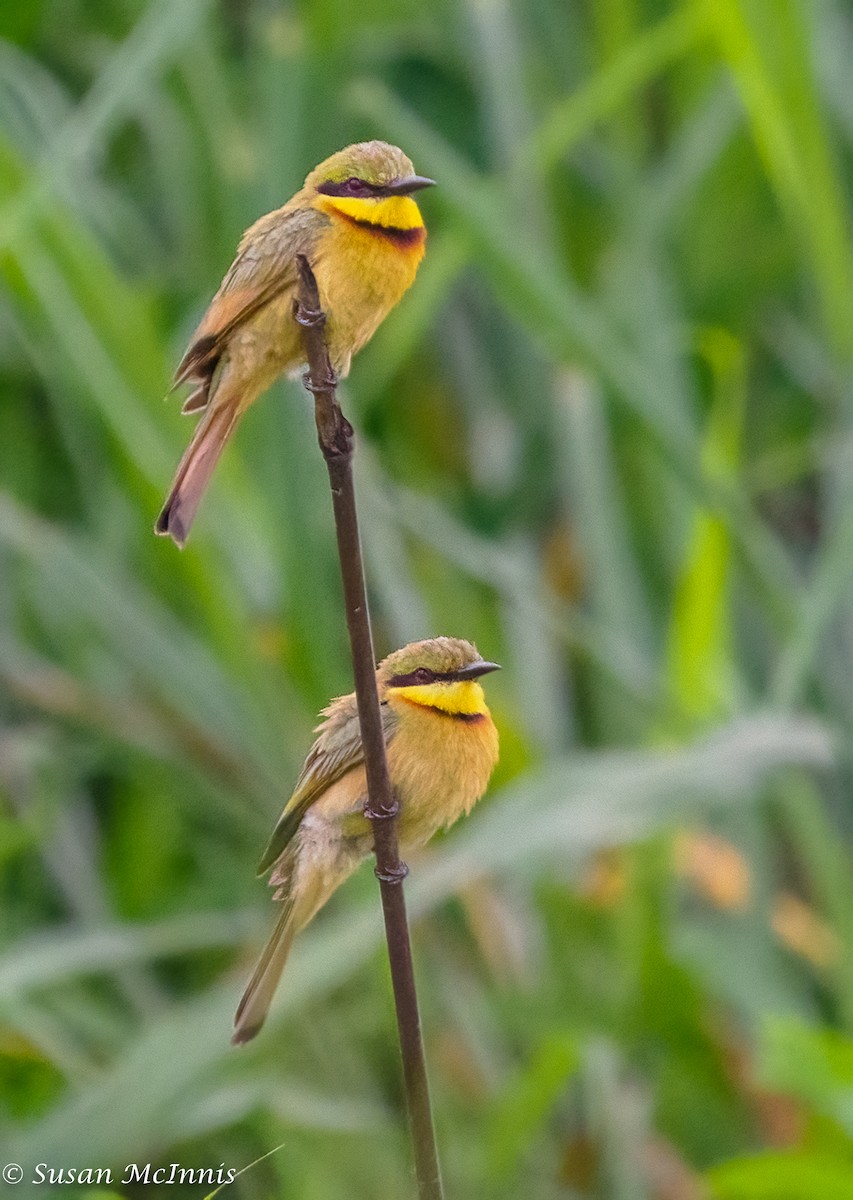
(318, 193), (425, 233)
(390, 679), (488, 717)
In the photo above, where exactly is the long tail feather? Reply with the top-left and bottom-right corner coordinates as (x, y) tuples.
(155, 398), (242, 547)
(232, 902), (297, 1046)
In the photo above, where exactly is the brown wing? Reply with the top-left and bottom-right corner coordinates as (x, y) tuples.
(174, 205), (329, 389)
(255, 693), (400, 875)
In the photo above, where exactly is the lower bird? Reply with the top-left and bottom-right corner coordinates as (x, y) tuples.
(233, 637), (500, 1045)
(155, 141), (434, 547)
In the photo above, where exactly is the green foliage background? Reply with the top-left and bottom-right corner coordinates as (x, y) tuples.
(2, 0), (853, 1196)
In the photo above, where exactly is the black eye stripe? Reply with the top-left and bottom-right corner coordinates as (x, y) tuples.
(317, 178), (383, 198)
(388, 669), (431, 688)
(388, 668), (459, 687)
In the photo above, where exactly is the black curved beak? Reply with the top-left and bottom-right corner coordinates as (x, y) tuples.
(452, 660), (501, 681)
(384, 175), (436, 196)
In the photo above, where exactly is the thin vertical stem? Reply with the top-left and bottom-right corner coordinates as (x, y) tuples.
(294, 255), (444, 1200)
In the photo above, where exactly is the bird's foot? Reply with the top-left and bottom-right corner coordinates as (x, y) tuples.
(375, 861), (409, 885)
(293, 291), (326, 332)
(301, 367), (338, 395)
(365, 793), (400, 820)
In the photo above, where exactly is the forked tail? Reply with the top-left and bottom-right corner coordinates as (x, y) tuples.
(155, 399), (243, 548)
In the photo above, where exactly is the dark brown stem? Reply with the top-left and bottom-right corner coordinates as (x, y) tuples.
(294, 255), (444, 1200)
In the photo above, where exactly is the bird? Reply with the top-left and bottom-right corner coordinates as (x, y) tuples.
(155, 141), (434, 547)
(232, 637), (500, 1045)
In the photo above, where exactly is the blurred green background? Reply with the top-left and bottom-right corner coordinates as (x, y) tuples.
(2, 0), (853, 1196)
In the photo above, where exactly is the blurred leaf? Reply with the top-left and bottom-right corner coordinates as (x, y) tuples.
(758, 1016), (853, 1137)
(668, 327), (746, 721)
(485, 1031), (578, 1180)
(526, 3), (709, 172)
(707, 1150), (853, 1200)
(0, 911), (256, 1002)
(710, 0), (853, 357)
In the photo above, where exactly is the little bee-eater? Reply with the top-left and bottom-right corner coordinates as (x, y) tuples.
(233, 637), (500, 1045)
(156, 141), (434, 546)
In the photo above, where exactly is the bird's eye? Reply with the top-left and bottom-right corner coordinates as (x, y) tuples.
(346, 177), (367, 194)
(413, 667), (433, 684)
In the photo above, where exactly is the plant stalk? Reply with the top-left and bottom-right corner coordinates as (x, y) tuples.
(294, 254), (444, 1200)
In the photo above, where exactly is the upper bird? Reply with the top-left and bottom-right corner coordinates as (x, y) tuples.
(155, 141), (434, 547)
(232, 636), (500, 1046)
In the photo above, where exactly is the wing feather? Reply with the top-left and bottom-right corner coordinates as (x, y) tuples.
(174, 205), (329, 387)
(256, 695), (399, 875)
